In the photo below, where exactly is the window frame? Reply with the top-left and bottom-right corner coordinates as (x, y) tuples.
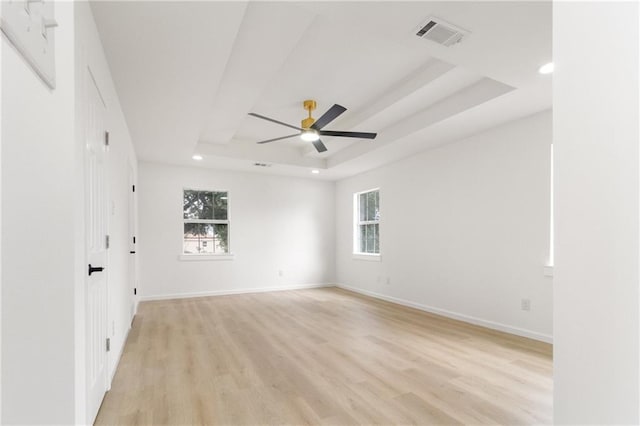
(181, 187), (232, 258)
(353, 188), (381, 259)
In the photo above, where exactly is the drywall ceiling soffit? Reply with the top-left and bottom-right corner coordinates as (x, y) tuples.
(92, 1), (552, 179)
(328, 82), (553, 180)
(198, 2), (318, 146)
(90, 1), (249, 162)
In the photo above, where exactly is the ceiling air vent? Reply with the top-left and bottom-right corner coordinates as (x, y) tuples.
(415, 17), (468, 47)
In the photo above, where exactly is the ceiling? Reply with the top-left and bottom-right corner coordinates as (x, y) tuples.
(90, 1), (552, 180)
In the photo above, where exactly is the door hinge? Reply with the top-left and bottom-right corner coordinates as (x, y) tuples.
(134, 288), (137, 295)
(106, 338), (111, 352)
(133, 236), (136, 244)
(104, 131), (110, 147)
(105, 235), (110, 249)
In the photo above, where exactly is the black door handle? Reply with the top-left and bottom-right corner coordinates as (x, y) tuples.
(88, 264), (105, 276)
(129, 251), (136, 254)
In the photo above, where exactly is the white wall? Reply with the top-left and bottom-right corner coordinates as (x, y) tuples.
(1, 3), (77, 423)
(138, 163), (335, 299)
(74, 3), (139, 423)
(0, 4), (3, 421)
(1, 2), (137, 423)
(553, 2), (640, 423)
(335, 111), (552, 342)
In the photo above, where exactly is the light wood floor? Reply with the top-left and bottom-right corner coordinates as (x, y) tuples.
(95, 287), (552, 425)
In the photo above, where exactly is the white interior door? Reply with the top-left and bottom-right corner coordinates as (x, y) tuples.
(85, 73), (109, 424)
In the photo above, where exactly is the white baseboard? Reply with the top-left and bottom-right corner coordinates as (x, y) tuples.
(141, 283), (334, 302)
(336, 283), (553, 344)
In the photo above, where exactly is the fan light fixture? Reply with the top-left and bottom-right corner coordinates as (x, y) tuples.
(301, 130), (320, 142)
(192, 154), (203, 161)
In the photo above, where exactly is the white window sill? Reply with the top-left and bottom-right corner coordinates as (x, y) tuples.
(352, 253), (381, 262)
(179, 254), (235, 261)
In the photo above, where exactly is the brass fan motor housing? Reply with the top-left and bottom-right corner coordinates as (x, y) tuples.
(301, 99), (317, 129)
(301, 117), (315, 129)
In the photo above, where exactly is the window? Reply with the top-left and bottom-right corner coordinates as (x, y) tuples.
(354, 189), (380, 255)
(183, 189), (229, 255)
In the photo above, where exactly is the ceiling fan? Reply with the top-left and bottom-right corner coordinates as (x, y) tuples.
(248, 100), (377, 153)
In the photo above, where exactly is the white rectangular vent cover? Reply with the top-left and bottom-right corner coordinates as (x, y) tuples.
(415, 17), (469, 47)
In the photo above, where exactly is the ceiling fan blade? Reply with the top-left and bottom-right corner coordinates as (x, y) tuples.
(312, 139), (328, 153)
(319, 130), (377, 139)
(248, 113), (302, 132)
(256, 134), (300, 144)
(311, 104), (347, 130)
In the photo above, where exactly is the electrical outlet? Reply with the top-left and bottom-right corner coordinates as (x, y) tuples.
(278, 270), (284, 277)
(386, 277), (391, 285)
(521, 299), (531, 311)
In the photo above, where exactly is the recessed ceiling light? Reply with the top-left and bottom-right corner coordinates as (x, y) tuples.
(300, 130), (320, 142)
(192, 154), (203, 161)
(538, 62), (554, 74)
(311, 169), (320, 174)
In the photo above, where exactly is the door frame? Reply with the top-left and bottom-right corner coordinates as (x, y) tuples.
(128, 162), (138, 322)
(84, 65), (110, 425)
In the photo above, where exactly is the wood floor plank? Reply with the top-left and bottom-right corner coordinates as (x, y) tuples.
(95, 287), (552, 425)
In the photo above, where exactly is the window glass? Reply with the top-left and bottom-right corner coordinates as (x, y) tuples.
(183, 190), (229, 254)
(355, 189), (380, 254)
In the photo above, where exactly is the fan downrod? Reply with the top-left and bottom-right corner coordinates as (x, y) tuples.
(301, 99), (317, 129)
